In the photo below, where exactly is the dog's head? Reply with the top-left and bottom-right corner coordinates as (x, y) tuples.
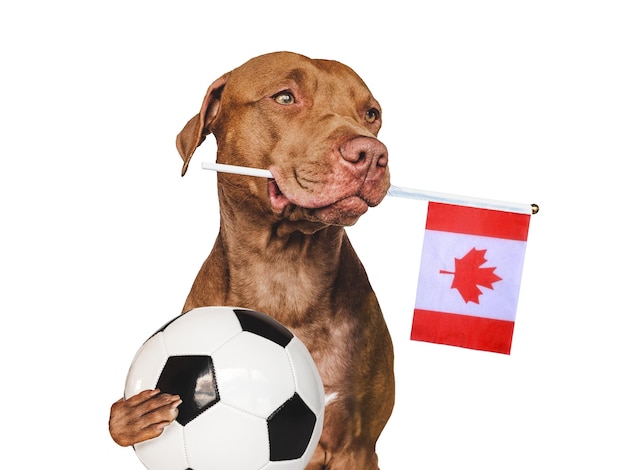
(176, 51), (390, 229)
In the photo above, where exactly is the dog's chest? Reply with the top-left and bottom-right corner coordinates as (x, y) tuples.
(229, 254), (333, 322)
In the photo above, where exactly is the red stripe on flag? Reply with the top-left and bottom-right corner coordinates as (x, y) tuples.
(411, 308), (515, 354)
(426, 202), (530, 241)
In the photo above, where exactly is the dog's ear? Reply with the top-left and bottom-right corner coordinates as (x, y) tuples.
(176, 72), (231, 176)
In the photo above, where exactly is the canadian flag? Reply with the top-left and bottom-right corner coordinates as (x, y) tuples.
(411, 202), (531, 354)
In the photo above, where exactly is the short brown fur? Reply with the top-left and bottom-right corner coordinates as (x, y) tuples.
(110, 51), (394, 469)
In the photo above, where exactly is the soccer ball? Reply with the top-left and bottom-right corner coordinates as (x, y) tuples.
(124, 306), (325, 470)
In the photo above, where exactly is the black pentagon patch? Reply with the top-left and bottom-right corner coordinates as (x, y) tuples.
(233, 309), (294, 347)
(156, 355), (219, 426)
(267, 393), (317, 461)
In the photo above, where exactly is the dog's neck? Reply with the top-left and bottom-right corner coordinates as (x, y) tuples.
(217, 205), (347, 326)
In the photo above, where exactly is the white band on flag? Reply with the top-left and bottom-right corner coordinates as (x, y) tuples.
(201, 162), (538, 215)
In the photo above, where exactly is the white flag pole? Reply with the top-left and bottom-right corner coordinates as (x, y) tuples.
(201, 162), (539, 215)
(202, 162), (274, 179)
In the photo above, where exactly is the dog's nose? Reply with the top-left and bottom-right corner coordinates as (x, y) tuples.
(340, 136), (388, 170)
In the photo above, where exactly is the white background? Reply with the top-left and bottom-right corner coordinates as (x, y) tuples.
(2, 1), (624, 468)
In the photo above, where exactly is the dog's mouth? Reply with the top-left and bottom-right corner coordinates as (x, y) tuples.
(268, 178), (373, 226)
(268, 179), (291, 212)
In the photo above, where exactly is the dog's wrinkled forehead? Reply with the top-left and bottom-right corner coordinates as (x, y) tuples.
(223, 51), (377, 106)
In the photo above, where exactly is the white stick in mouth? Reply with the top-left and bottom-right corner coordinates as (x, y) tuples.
(201, 162), (539, 215)
(202, 162), (274, 179)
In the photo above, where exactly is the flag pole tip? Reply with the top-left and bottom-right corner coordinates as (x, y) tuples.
(531, 204), (540, 215)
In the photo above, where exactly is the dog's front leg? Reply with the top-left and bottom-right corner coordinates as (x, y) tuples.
(109, 389), (181, 447)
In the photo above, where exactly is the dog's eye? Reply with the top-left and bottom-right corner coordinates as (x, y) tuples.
(365, 108), (380, 123)
(273, 91), (296, 105)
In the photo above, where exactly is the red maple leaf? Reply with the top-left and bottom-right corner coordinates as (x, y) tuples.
(440, 248), (502, 304)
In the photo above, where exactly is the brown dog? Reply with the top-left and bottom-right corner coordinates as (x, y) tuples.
(110, 51), (394, 469)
